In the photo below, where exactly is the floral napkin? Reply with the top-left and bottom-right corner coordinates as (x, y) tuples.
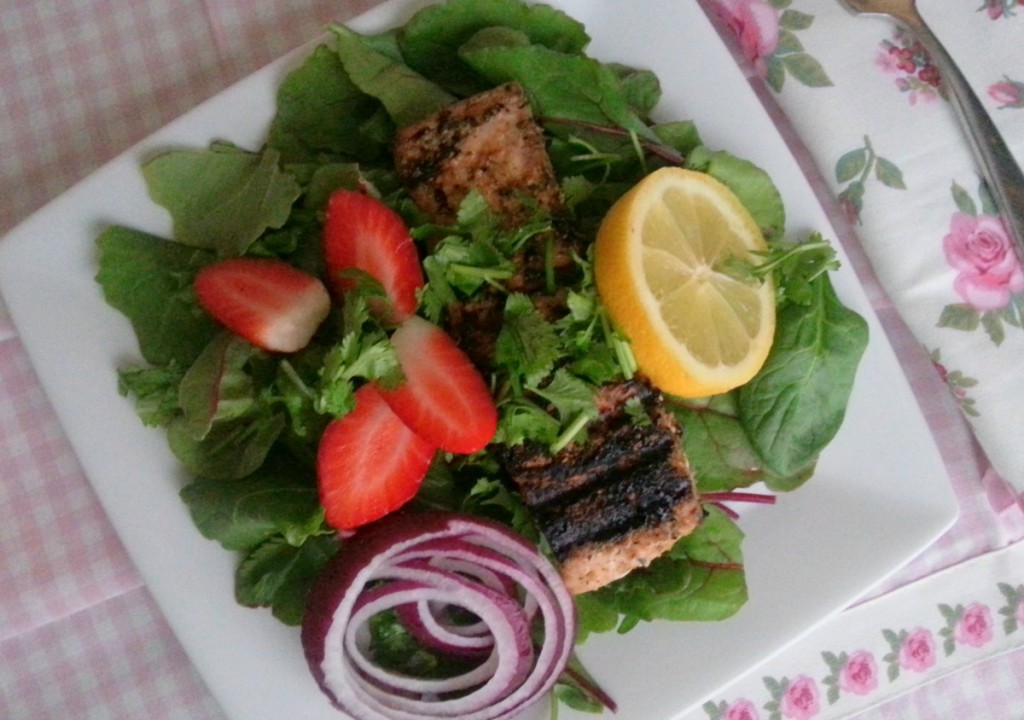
(702, 0), (1024, 490)
(680, 539), (1024, 720)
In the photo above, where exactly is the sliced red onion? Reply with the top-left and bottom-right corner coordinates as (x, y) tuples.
(302, 511), (576, 720)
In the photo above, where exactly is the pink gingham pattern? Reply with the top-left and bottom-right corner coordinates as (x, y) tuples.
(2, 2), (1023, 719)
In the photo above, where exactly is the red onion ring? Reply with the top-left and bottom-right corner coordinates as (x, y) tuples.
(302, 511), (576, 720)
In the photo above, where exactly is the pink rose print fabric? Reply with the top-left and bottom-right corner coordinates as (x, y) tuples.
(944, 212), (1024, 311)
(837, 651), (878, 696)
(710, 0), (1024, 483)
(940, 602), (996, 653)
(781, 676), (819, 720)
(978, 0), (1020, 20)
(938, 181), (1024, 347)
(706, 0), (831, 90)
(726, 699), (761, 720)
(708, 0), (779, 76)
(875, 31), (946, 104)
(897, 628), (937, 673)
(955, 603), (994, 648)
(704, 569), (1024, 720)
(989, 77), (1024, 108)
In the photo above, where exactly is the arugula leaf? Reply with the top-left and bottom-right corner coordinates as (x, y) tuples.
(142, 146), (301, 255)
(738, 271), (868, 478)
(235, 533), (338, 625)
(180, 449), (324, 552)
(117, 363), (185, 427)
(397, 0), (589, 95)
(95, 226), (217, 366)
(267, 44), (387, 164)
(331, 24), (456, 128)
(167, 411), (286, 481)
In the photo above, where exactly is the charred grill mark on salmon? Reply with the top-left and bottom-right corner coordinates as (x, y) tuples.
(503, 380), (700, 594)
(393, 83), (564, 227)
(392, 84), (701, 595)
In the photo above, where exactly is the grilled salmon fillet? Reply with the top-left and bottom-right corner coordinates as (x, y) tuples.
(503, 380), (700, 594)
(391, 84), (701, 595)
(392, 82), (564, 226)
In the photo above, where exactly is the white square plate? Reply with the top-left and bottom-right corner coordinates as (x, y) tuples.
(0, 1), (957, 718)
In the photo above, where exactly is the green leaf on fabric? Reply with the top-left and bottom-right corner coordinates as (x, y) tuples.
(781, 52), (833, 88)
(874, 156), (906, 189)
(835, 148), (868, 184)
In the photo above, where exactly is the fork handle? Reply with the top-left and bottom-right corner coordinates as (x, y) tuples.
(903, 12), (1024, 265)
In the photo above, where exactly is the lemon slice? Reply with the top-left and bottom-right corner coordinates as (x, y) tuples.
(594, 166), (775, 398)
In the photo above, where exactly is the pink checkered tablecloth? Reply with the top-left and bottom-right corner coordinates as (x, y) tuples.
(2, 1), (1023, 719)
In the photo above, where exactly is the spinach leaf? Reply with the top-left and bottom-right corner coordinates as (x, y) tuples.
(672, 394), (811, 492)
(180, 448), (323, 552)
(235, 533), (339, 625)
(579, 507), (747, 635)
(143, 146), (301, 255)
(95, 225), (217, 366)
(331, 24), (455, 128)
(268, 44), (387, 165)
(608, 63), (662, 119)
(687, 146), (786, 242)
(398, 0), (589, 95)
(739, 272), (868, 478)
(460, 43), (659, 143)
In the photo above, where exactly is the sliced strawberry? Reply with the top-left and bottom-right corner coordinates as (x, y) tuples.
(376, 315), (498, 455)
(317, 384), (436, 531)
(323, 189), (424, 323)
(194, 257), (330, 353)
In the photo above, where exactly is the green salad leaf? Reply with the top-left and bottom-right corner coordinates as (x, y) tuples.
(738, 269), (869, 479)
(95, 225), (217, 366)
(397, 0), (589, 95)
(267, 44), (388, 165)
(577, 507), (747, 639)
(180, 449), (324, 552)
(235, 533), (339, 625)
(95, 0), (870, 687)
(142, 146), (301, 255)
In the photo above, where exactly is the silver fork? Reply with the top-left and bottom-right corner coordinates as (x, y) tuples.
(837, 0), (1024, 264)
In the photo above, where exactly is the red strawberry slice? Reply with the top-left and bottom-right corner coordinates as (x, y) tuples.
(323, 189), (424, 323)
(317, 384), (436, 531)
(376, 315), (498, 455)
(194, 257), (330, 353)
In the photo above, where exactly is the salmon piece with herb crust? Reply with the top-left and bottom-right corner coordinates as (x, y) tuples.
(392, 82), (564, 226)
(502, 380), (701, 595)
(392, 85), (701, 595)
